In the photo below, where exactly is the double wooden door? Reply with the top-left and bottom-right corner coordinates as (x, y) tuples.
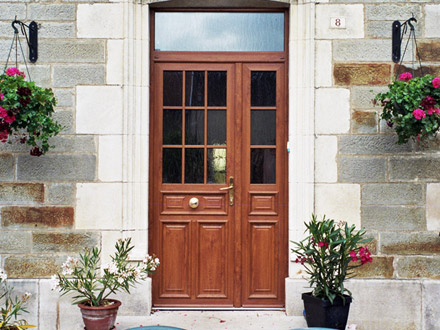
(150, 61), (287, 307)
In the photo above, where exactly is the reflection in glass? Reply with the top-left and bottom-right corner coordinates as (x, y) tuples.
(185, 148), (204, 183)
(185, 71), (205, 106)
(155, 12), (284, 52)
(163, 110), (182, 145)
(208, 72), (227, 107)
(251, 148), (276, 184)
(163, 148), (182, 183)
(207, 148), (226, 184)
(251, 110), (276, 145)
(163, 71), (182, 106)
(185, 110), (204, 145)
(251, 71), (276, 107)
(207, 110), (226, 145)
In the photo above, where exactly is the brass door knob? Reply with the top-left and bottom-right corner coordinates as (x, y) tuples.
(189, 197), (199, 209)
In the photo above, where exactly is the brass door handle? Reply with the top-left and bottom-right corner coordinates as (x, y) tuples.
(188, 197), (199, 209)
(219, 176), (234, 206)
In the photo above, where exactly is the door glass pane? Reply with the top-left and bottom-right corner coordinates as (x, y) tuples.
(155, 12), (284, 52)
(251, 110), (276, 145)
(185, 71), (205, 107)
(208, 72), (226, 107)
(163, 148), (182, 183)
(207, 148), (226, 184)
(251, 148), (276, 184)
(163, 71), (182, 106)
(207, 110), (226, 145)
(185, 110), (204, 145)
(185, 148), (204, 183)
(251, 71), (276, 107)
(163, 109), (182, 145)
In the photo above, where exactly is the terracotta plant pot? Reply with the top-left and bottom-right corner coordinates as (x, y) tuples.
(78, 299), (121, 330)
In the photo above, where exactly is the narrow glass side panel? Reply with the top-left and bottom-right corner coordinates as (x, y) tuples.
(163, 148), (182, 183)
(185, 148), (204, 184)
(250, 148), (276, 184)
(155, 12), (284, 52)
(207, 148), (226, 184)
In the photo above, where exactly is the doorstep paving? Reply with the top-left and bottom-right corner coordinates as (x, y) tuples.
(115, 310), (308, 330)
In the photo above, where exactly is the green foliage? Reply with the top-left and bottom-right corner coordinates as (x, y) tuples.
(0, 68), (62, 155)
(375, 74), (440, 144)
(0, 270), (35, 330)
(291, 214), (372, 304)
(52, 238), (160, 307)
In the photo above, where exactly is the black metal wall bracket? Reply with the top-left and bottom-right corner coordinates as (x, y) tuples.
(392, 20), (401, 63)
(11, 19), (38, 63)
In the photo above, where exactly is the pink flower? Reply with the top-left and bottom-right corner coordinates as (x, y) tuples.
(4, 114), (15, 124)
(413, 108), (426, 120)
(0, 92), (3, 100)
(0, 130), (8, 143)
(318, 241), (329, 249)
(398, 72), (412, 82)
(5, 67), (25, 77)
(349, 250), (358, 262)
(0, 107), (7, 118)
(433, 77), (440, 89)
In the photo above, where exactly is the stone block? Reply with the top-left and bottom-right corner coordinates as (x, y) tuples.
(1, 206), (74, 228)
(367, 21), (420, 39)
(53, 65), (105, 88)
(394, 64), (440, 78)
(362, 206), (426, 231)
(47, 183), (75, 205)
(380, 232), (440, 255)
(363, 232), (378, 255)
(338, 156), (386, 183)
(334, 40), (390, 62)
(76, 183), (122, 230)
(285, 278), (309, 317)
(339, 135), (412, 155)
(351, 256), (394, 278)
(0, 183), (44, 204)
(17, 154), (96, 182)
(427, 183), (440, 231)
(107, 40), (124, 85)
(0, 231), (31, 253)
(418, 41), (440, 62)
(352, 86), (386, 109)
(315, 135), (337, 183)
(390, 156), (440, 182)
(425, 5), (440, 38)
(77, 4), (124, 38)
(5, 279), (38, 326)
(39, 40), (105, 64)
(352, 111), (377, 133)
(27, 4), (75, 21)
(53, 89), (75, 108)
(76, 86), (123, 134)
(52, 110), (74, 134)
(38, 279), (58, 330)
(18, 65), (51, 87)
(397, 257), (440, 279)
(38, 22), (75, 39)
(345, 279), (422, 329)
(316, 4), (364, 39)
(334, 63), (391, 86)
(362, 183), (425, 206)
(48, 136), (96, 153)
(32, 232), (99, 253)
(113, 280), (151, 316)
(4, 255), (64, 278)
(315, 88), (350, 134)
(0, 4), (26, 20)
(315, 40), (332, 87)
(366, 4), (421, 21)
(423, 280), (440, 330)
(0, 154), (14, 181)
(315, 184), (361, 227)
(99, 135), (122, 181)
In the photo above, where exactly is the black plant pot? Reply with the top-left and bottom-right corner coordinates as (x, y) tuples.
(302, 292), (352, 330)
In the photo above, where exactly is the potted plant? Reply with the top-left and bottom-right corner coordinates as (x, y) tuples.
(291, 214), (372, 330)
(51, 238), (160, 330)
(0, 67), (62, 156)
(374, 72), (440, 144)
(0, 268), (35, 330)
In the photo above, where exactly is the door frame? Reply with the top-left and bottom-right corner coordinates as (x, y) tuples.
(148, 8), (289, 308)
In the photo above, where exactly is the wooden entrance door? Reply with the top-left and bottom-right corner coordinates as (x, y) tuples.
(150, 61), (287, 307)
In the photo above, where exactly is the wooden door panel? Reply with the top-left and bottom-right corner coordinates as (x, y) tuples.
(196, 222), (228, 298)
(161, 192), (227, 215)
(160, 222), (191, 298)
(249, 192), (279, 216)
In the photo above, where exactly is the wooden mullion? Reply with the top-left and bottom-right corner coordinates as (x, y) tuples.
(182, 70), (186, 185)
(204, 70), (208, 184)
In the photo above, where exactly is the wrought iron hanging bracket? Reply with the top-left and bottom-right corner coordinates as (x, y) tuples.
(11, 19), (38, 63)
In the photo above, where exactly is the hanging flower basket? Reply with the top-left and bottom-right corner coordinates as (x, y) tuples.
(0, 67), (62, 156)
(374, 72), (440, 144)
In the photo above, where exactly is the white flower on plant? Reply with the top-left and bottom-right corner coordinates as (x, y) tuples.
(50, 275), (61, 291)
(62, 257), (79, 276)
(102, 262), (118, 275)
(0, 268), (7, 282)
(117, 276), (124, 284)
(23, 292), (32, 301)
(154, 258), (160, 265)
